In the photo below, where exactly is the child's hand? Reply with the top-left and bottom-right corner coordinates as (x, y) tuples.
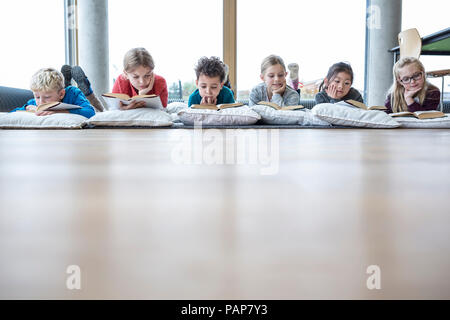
(404, 86), (422, 104)
(272, 81), (286, 95)
(325, 83), (339, 99)
(119, 100), (146, 110)
(201, 96), (217, 105)
(26, 105), (37, 112)
(138, 73), (155, 96)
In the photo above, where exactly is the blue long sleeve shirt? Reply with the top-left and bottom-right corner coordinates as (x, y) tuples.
(10, 86), (95, 118)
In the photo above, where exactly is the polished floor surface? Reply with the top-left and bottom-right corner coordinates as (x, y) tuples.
(0, 128), (449, 299)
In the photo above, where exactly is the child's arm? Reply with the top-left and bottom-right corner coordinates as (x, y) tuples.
(155, 77), (168, 107)
(407, 88), (441, 112)
(112, 74), (126, 94)
(282, 88), (300, 106)
(248, 86), (262, 106)
(384, 95), (393, 113)
(271, 85), (299, 106)
(221, 87), (235, 104)
(314, 91), (330, 104)
(271, 81), (288, 105)
(65, 87), (96, 118)
(350, 88), (364, 103)
(9, 99), (36, 113)
(188, 90), (201, 107)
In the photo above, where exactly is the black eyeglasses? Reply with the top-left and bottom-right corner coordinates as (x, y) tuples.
(399, 72), (423, 84)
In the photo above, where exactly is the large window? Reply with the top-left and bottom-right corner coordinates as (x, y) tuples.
(402, 0), (449, 98)
(108, 0), (223, 100)
(237, 0), (366, 100)
(0, 0), (65, 89)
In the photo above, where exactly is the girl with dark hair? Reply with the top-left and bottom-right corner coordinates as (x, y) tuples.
(315, 62), (363, 104)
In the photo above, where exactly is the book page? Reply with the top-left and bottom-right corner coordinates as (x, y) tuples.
(345, 100), (368, 110)
(133, 94), (157, 99)
(368, 105), (387, 110)
(390, 112), (415, 117)
(217, 102), (244, 109)
(102, 95), (123, 110)
(282, 105), (305, 110)
(47, 102), (82, 110)
(257, 101), (280, 109)
(415, 110), (445, 119)
(38, 102), (82, 111)
(131, 96), (163, 109)
(191, 104), (218, 110)
(102, 93), (131, 100)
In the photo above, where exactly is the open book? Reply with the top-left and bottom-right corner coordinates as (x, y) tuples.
(191, 102), (244, 110)
(390, 110), (446, 119)
(344, 100), (387, 110)
(102, 93), (163, 110)
(27, 102), (82, 112)
(257, 101), (305, 110)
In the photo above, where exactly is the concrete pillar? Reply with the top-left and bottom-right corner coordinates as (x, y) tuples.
(78, 0), (109, 94)
(365, 0), (402, 106)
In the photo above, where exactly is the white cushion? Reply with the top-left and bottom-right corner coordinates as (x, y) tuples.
(395, 114), (450, 128)
(251, 104), (331, 126)
(166, 102), (188, 114)
(311, 103), (400, 128)
(86, 108), (173, 127)
(0, 111), (87, 129)
(177, 106), (261, 126)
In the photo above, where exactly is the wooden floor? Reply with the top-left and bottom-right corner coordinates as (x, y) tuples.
(0, 128), (449, 299)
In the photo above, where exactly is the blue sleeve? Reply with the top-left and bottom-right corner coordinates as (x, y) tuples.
(63, 87), (95, 118)
(216, 86), (235, 104)
(10, 98), (36, 113)
(222, 87), (236, 104)
(188, 90), (201, 107)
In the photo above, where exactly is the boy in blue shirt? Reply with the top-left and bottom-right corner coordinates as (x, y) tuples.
(10, 68), (95, 118)
(188, 56), (235, 107)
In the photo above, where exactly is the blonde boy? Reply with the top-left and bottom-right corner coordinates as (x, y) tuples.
(11, 68), (95, 118)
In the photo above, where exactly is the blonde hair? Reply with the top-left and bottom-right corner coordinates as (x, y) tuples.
(261, 54), (286, 75)
(388, 57), (436, 112)
(123, 47), (155, 72)
(30, 68), (64, 92)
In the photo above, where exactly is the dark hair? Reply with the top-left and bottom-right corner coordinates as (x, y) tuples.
(319, 62), (354, 91)
(195, 56), (227, 82)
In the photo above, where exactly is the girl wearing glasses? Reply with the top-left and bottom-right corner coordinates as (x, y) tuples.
(385, 57), (440, 113)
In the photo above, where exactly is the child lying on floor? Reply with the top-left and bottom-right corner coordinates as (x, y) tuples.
(10, 67), (95, 118)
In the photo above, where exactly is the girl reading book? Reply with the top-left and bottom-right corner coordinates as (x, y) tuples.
(248, 54), (299, 107)
(315, 62), (363, 104)
(112, 47), (168, 108)
(384, 57), (440, 113)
